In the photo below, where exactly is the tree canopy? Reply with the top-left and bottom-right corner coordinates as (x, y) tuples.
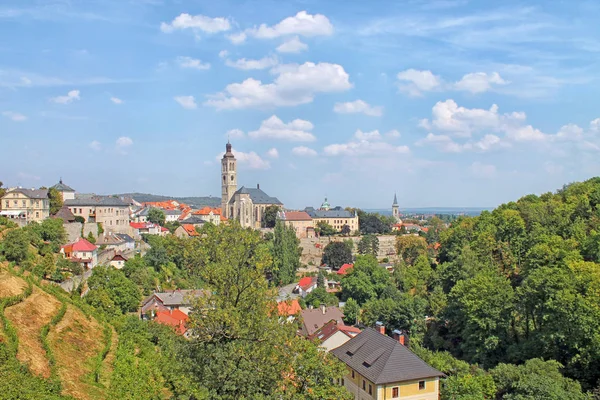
(321, 241), (352, 269)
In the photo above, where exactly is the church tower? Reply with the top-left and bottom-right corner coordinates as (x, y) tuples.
(221, 141), (237, 218)
(392, 193), (400, 222)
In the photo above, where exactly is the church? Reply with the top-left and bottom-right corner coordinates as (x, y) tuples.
(220, 142), (283, 229)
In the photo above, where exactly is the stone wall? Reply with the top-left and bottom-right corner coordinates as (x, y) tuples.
(63, 222), (99, 243)
(299, 235), (398, 268)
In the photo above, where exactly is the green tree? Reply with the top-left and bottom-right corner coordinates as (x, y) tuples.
(73, 215), (85, 223)
(41, 253), (56, 278)
(343, 297), (360, 325)
(394, 255), (434, 297)
(358, 234), (379, 256)
(321, 241), (352, 269)
(396, 235), (428, 265)
(317, 271), (325, 288)
(86, 231), (96, 244)
(87, 266), (141, 314)
(316, 221), (336, 236)
(147, 208), (166, 226)
(304, 287), (338, 308)
(340, 224), (351, 235)
(48, 187), (63, 215)
(262, 205), (280, 228)
(2, 228), (29, 262)
(271, 220), (301, 285)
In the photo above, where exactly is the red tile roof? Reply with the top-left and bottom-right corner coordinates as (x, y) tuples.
(277, 299), (302, 316)
(337, 263), (354, 275)
(182, 224), (199, 236)
(155, 309), (189, 335)
(62, 238), (97, 252)
(193, 206), (222, 216)
(298, 276), (317, 291)
(130, 222), (146, 229)
(111, 253), (128, 262)
(160, 226), (169, 232)
(338, 325), (362, 335)
(284, 211), (312, 221)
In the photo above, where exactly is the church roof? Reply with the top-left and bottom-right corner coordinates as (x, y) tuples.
(320, 197), (331, 209)
(232, 186), (282, 205)
(51, 179), (75, 192)
(393, 193), (398, 206)
(305, 208), (354, 218)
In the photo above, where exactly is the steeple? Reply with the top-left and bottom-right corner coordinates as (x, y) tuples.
(392, 193), (400, 222)
(393, 192), (398, 206)
(221, 141), (237, 218)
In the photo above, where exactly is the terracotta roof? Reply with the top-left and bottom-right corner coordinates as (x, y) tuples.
(283, 211), (312, 221)
(193, 206), (222, 216)
(155, 309), (188, 335)
(62, 238), (97, 252)
(337, 263), (353, 275)
(298, 276), (317, 291)
(182, 224), (199, 236)
(160, 226), (169, 232)
(338, 325), (362, 335)
(277, 299), (302, 316)
(309, 319), (348, 342)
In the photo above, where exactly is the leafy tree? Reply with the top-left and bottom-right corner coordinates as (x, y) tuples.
(316, 221), (336, 236)
(304, 287), (338, 308)
(317, 271), (325, 288)
(2, 228), (29, 262)
(362, 294), (428, 341)
(73, 215), (85, 223)
(396, 235), (428, 265)
(41, 253), (56, 278)
(0, 181), (5, 199)
(321, 241), (352, 269)
(86, 231), (96, 244)
(48, 187), (63, 215)
(341, 255), (391, 305)
(147, 208), (166, 226)
(270, 220), (301, 285)
(425, 216), (446, 245)
(343, 297), (360, 325)
(262, 205), (280, 228)
(340, 224), (351, 235)
(359, 212), (393, 234)
(394, 255), (434, 297)
(87, 266), (141, 314)
(358, 234), (379, 256)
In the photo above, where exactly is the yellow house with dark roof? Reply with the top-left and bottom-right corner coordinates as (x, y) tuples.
(331, 326), (444, 400)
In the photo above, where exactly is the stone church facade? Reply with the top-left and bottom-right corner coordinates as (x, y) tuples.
(220, 142), (283, 229)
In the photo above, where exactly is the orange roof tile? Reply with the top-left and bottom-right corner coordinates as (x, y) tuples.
(337, 263), (354, 275)
(277, 299), (302, 316)
(182, 224), (199, 236)
(155, 309), (189, 335)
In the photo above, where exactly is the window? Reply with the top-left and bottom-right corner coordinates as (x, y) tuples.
(368, 384), (372, 395)
(35, 212), (39, 218)
(351, 370), (355, 379)
(341, 378), (344, 386)
(419, 380), (426, 390)
(22, 200), (26, 207)
(79, 208), (82, 214)
(392, 387), (399, 398)
(362, 380), (366, 391)
(5, 201), (9, 208)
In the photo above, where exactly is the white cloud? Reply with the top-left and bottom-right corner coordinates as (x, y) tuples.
(205, 62), (352, 109)
(50, 89), (80, 104)
(248, 11), (333, 39)
(174, 95), (197, 109)
(354, 130), (382, 141)
(506, 125), (546, 142)
(2, 111), (27, 121)
(386, 129), (401, 138)
(218, 50), (229, 58)
(248, 115), (315, 141)
(116, 136), (133, 154)
(397, 69), (442, 96)
(416, 132), (506, 153)
(225, 55), (278, 70)
(292, 146), (317, 157)
(591, 118), (600, 132)
(176, 56), (210, 70)
(324, 140), (410, 156)
(110, 97), (123, 104)
(216, 149), (270, 169)
(160, 13), (230, 34)
(454, 72), (508, 93)
(89, 140), (102, 151)
(555, 123), (583, 140)
(227, 32), (247, 44)
(470, 162), (496, 178)
(334, 99), (383, 117)
(276, 36), (308, 53)
(266, 148), (279, 158)
(226, 129), (245, 139)
(21, 77), (32, 85)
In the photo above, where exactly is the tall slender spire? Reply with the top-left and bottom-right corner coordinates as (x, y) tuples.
(393, 192), (398, 206)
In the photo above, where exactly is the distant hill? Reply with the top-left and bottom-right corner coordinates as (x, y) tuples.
(117, 193), (221, 208)
(366, 207), (489, 216)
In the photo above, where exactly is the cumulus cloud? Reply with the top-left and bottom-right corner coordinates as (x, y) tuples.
(324, 139), (410, 156)
(216, 149), (270, 169)
(110, 97), (123, 104)
(266, 148), (279, 158)
(591, 118), (600, 132)
(160, 13), (230, 34)
(225, 55), (278, 70)
(276, 36), (308, 53)
(470, 162), (497, 178)
(386, 129), (401, 138)
(218, 50), (229, 59)
(416, 133), (505, 153)
(174, 95), (197, 109)
(397, 69), (442, 96)
(116, 136), (133, 154)
(176, 56), (210, 70)
(205, 62), (352, 109)
(292, 146), (317, 157)
(454, 72), (508, 94)
(247, 11), (333, 39)
(227, 32), (247, 44)
(334, 99), (383, 117)
(248, 115), (316, 141)
(226, 128), (245, 139)
(2, 111), (27, 121)
(354, 130), (382, 141)
(50, 89), (80, 104)
(89, 140), (102, 151)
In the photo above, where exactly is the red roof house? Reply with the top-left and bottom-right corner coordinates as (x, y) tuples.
(60, 238), (98, 269)
(155, 309), (189, 335)
(337, 263), (354, 275)
(277, 299), (302, 317)
(295, 276), (318, 297)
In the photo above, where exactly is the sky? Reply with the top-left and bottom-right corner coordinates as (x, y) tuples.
(1, 0), (600, 209)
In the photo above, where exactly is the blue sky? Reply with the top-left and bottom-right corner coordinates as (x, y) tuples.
(1, 0), (600, 209)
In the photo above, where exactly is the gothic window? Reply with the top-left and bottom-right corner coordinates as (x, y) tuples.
(230, 175), (234, 181)
(223, 175), (226, 183)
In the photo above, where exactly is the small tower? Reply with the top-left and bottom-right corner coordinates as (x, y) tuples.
(221, 141), (237, 218)
(319, 197), (331, 211)
(392, 193), (400, 222)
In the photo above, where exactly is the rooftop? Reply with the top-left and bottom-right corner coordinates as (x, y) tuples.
(51, 179), (75, 192)
(143, 289), (208, 307)
(305, 207), (355, 218)
(65, 196), (128, 207)
(232, 186), (282, 205)
(5, 188), (48, 199)
(282, 211), (312, 221)
(300, 306), (344, 336)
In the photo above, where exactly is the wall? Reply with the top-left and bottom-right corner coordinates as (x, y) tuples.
(379, 378), (439, 399)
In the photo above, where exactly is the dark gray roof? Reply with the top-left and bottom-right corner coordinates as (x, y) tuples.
(231, 186), (282, 205)
(331, 328), (444, 384)
(180, 215), (206, 225)
(65, 196), (129, 207)
(163, 209), (182, 216)
(8, 188), (48, 199)
(142, 289), (208, 307)
(114, 233), (135, 243)
(51, 180), (75, 192)
(53, 206), (75, 222)
(393, 193), (398, 206)
(305, 208), (354, 218)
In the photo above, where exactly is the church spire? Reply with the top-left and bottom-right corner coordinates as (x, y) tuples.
(393, 192), (398, 206)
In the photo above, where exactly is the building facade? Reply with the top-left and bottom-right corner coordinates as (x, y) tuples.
(65, 196), (130, 233)
(220, 142), (283, 229)
(278, 211), (315, 238)
(51, 179), (76, 202)
(0, 188), (50, 223)
(305, 202), (359, 233)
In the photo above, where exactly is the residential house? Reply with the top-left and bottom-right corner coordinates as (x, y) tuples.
(96, 232), (129, 252)
(305, 201), (359, 233)
(65, 196), (130, 234)
(134, 207), (182, 223)
(1, 188), (49, 224)
(50, 179), (76, 201)
(309, 319), (362, 352)
(109, 253), (128, 269)
(294, 276), (318, 298)
(337, 263), (354, 276)
(114, 233), (135, 250)
(141, 289), (207, 317)
(277, 211), (315, 238)
(179, 215), (207, 227)
(331, 326), (444, 400)
(155, 309), (189, 335)
(192, 206), (225, 225)
(300, 305), (345, 337)
(129, 222), (165, 239)
(277, 299), (302, 322)
(164, 209), (182, 222)
(175, 224), (200, 238)
(60, 238), (98, 269)
(53, 206), (76, 223)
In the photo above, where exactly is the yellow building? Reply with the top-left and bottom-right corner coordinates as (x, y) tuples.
(278, 211), (315, 238)
(331, 326), (444, 400)
(0, 188), (50, 223)
(305, 198), (359, 233)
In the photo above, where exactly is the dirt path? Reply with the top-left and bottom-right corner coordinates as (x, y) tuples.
(48, 305), (106, 400)
(4, 286), (61, 378)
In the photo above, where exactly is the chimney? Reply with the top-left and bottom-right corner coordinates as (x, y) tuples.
(257, 183), (260, 189)
(321, 304), (326, 315)
(375, 321), (385, 335)
(392, 329), (408, 346)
